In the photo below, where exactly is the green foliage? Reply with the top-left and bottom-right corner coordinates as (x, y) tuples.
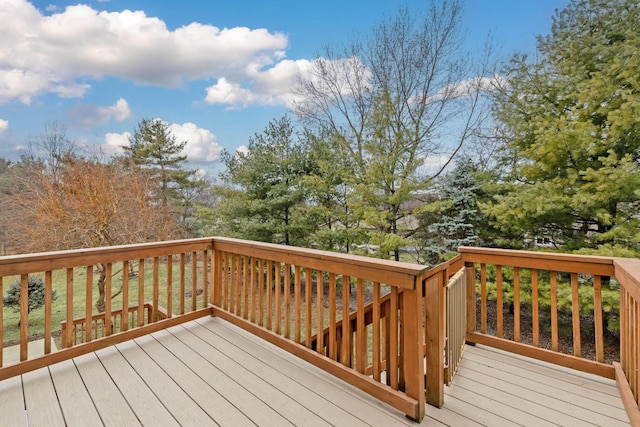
(3, 275), (57, 314)
(123, 118), (206, 237)
(486, 0), (640, 251)
(216, 115), (315, 246)
(416, 158), (486, 264)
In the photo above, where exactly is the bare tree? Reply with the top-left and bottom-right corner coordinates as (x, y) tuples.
(293, 1), (495, 260)
(1, 156), (181, 311)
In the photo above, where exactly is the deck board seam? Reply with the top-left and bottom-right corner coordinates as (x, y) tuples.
(197, 317), (418, 425)
(164, 325), (305, 427)
(193, 317), (411, 426)
(453, 369), (616, 426)
(464, 347), (623, 403)
(116, 339), (219, 427)
(461, 356), (628, 420)
(110, 344), (185, 426)
(146, 332), (261, 427)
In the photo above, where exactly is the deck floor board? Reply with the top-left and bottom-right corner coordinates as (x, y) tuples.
(0, 316), (629, 426)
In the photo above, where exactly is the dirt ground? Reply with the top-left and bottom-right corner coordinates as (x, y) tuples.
(476, 299), (620, 364)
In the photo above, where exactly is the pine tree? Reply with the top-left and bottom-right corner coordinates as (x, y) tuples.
(487, 0), (640, 251)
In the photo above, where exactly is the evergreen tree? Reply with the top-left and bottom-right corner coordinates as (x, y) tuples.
(124, 118), (191, 207)
(123, 118), (205, 237)
(216, 115), (315, 246)
(486, 0), (640, 252)
(417, 158), (483, 264)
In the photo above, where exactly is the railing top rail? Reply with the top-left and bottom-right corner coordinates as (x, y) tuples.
(212, 237), (428, 290)
(614, 257), (640, 301)
(0, 238), (214, 276)
(458, 246), (616, 276)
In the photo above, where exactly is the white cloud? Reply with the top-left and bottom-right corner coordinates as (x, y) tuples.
(428, 75), (506, 103)
(0, 119), (8, 134)
(168, 122), (223, 162)
(68, 98), (131, 126)
(205, 59), (313, 109)
(102, 121), (222, 162)
(103, 131), (130, 155)
(0, 1), (288, 104)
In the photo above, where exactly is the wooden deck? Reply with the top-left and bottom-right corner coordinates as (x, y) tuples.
(0, 316), (629, 426)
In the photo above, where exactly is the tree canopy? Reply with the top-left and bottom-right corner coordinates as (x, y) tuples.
(485, 0), (640, 252)
(215, 116), (315, 246)
(293, 1), (494, 259)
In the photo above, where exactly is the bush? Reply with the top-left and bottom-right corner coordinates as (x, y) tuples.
(3, 275), (57, 314)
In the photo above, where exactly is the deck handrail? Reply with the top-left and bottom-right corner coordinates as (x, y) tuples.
(209, 237), (428, 421)
(1, 238), (640, 423)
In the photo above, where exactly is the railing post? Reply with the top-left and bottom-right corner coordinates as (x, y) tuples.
(425, 274), (444, 408)
(403, 281), (425, 422)
(465, 261), (476, 335)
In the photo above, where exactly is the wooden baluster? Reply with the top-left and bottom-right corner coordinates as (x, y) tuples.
(249, 257), (255, 323)
(275, 262), (282, 335)
(570, 272), (581, 357)
(532, 269), (539, 347)
(138, 259), (145, 325)
(388, 286), (398, 389)
(191, 251), (198, 312)
(44, 270), (53, 353)
(153, 257), (159, 322)
(341, 276), (352, 366)
(328, 273), (337, 360)
(465, 262), (476, 334)
(229, 254), (235, 314)
(179, 254), (186, 314)
(203, 251), (209, 309)
(514, 267), (520, 342)
(550, 271), (558, 352)
(496, 265), (503, 338)
(480, 263), (487, 334)
(258, 259), (265, 327)
(294, 265), (301, 342)
(356, 278), (365, 374)
(243, 256), (249, 319)
(284, 263), (291, 339)
(372, 281), (381, 382)
(0, 276), (3, 366)
(305, 268), (312, 348)
(105, 263), (112, 335)
(266, 260), (273, 330)
(166, 256), (172, 318)
(316, 270), (324, 355)
(593, 275), (604, 362)
(122, 262), (129, 331)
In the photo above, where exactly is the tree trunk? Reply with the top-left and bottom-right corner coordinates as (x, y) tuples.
(95, 264), (107, 312)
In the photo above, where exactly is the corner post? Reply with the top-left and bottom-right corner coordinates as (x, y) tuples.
(403, 279), (425, 421)
(425, 274), (445, 408)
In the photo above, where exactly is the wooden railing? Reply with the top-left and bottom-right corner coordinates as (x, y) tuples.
(210, 237), (428, 421)
(457, 247), (640, 425)
(1, 238), (640, 424)
(459, 247), (616, 377)
(613, 258), (640, 425)
(0, 239), (215, 378)
(60, 302), (168, 348)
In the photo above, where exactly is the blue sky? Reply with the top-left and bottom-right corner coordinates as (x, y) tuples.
(0, 0), (568, 174)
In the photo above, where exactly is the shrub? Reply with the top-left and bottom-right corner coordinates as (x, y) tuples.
(3, 275), (57, 314)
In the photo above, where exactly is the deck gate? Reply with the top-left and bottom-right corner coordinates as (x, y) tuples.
(445, 268), (466, 385)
